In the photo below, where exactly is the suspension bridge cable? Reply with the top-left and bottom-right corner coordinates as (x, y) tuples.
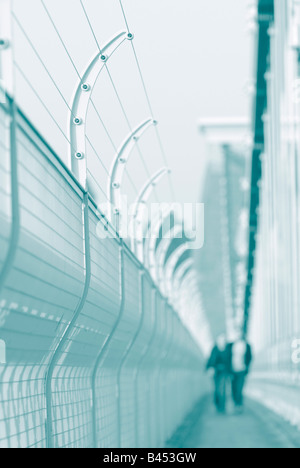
(118, 0), (176, 200)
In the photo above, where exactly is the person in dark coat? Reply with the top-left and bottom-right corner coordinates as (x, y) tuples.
(206, 334), (229, 413)
(227, 337), (252, 413)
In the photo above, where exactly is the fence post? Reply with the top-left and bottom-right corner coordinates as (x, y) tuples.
(116, 269), (145, 448)
(45, 191), (91, 448)
(69, 31), (128, 186)
(108, 119), (155, 222)
(91, 244), (125, 448)
(134, 286), (157, 448)
(0, 0), (19, 295)
(157, 304), (174, 445)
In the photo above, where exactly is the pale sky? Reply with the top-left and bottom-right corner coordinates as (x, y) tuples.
(12, 0), (253, 206)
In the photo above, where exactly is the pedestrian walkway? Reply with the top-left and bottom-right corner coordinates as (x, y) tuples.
(167, 395), (300, 448)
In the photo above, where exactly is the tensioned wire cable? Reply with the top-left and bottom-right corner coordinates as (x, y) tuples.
(15, 62), (109, 203)
(79, 0), (159, 202)
(40, 0), (141, 200)
(40, 0), (126, 160)
(13, 7), (133, 204)
(118, 0), (176, 201)
(14, 63), (72, 149)
(15, 63), (108, 202)
(12, 11), (112, 199)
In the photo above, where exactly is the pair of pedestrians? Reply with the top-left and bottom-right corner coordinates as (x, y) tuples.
(206, 334), (252, 413)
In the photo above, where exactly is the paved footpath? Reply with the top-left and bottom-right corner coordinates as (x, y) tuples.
(167, 395), (300, 449)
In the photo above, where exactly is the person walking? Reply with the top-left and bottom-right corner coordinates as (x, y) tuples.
(227, 336), (252, 413)
(206, 334), (229, 413)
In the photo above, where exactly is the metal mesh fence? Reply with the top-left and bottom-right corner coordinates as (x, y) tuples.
(0, 98), (203, 448)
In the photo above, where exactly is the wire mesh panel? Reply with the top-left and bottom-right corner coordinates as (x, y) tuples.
(49, 208), (122, 448)
(119, 273), (152, 448)
(146, 294), (166, 448)
(0, 0), (208, 450)
(0, 101), (204, 449)
(135, 278), (155, 448)
(0, 103), (11, 277)
(93, 250), (141, 448)
(0, 106), (85, 448)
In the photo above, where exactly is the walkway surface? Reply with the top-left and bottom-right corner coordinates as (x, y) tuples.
(167, 395), (300, 448)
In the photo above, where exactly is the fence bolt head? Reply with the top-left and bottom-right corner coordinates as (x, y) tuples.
(75, 152), (84, 160)
(113, 182), (120, 189)
(73, 117), (82, 125)
(127, 33), (134, 40)
(81, 83), (90, 92)
(100, 54), (108, 62)
(0, 39), (9, 50)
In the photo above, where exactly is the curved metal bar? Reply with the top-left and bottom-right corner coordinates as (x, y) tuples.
(173, 259), (194, 289)
(0, 95), (20, 295)
(180, 273), (199, 294)
(117, 270), (144, 447)
(0, 3), (19, 296)
(91, 245), (125, 448)
(156, 300), (174, 442)
(45, 192), (91, 448)
(133, 168), (170, 219)
(0, 0), (13, 96)
(171, 259), (195, 305)
(131, 167), (170, 260)
(155, 226), (185, 292)
(164, 243), (191, 298)
(143, 205), (176, 274)
(69, 30), (129, 187)
(133, 287), (157, 447)
(108, 118), (156, 214)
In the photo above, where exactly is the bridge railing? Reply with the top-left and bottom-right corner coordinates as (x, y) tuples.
(0, 93), (203, 448)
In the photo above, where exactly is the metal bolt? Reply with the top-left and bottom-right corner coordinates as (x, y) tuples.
(153, 120), (158, 126)
(127, 33), (134, 40)
(100, 54), (108, 62)
(0, 39), (9, 50)
(81, 83), (90, 92)
(75, 152), (84, 160)
(119, 157), (126, 164)
(73, 117), (82, 125)
(113, 182), (120, 189)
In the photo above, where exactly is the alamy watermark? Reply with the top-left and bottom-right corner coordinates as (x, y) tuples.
(95, 199), (205, 250)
